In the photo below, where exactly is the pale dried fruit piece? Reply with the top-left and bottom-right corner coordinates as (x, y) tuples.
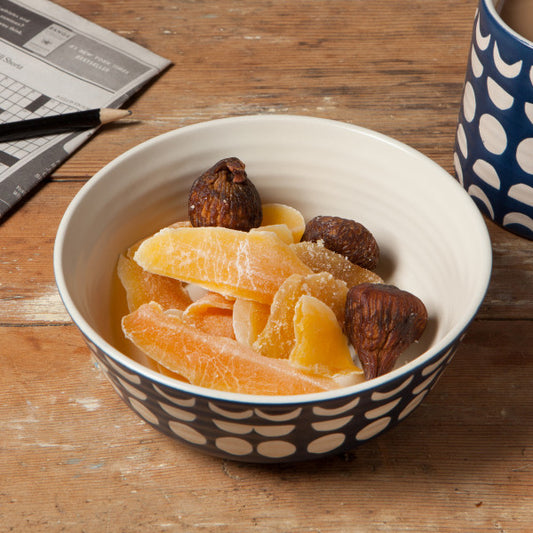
(188, 157), (262, 231)
(123, 220), (193, 262)
(117, 253), (192, 312)
(232, 298), (271, 346)
(290, 240), (383, 287)
(302, 215), (380, 270)
(289, 295), (364, 384)
(183, 292), (235, 339)
(122, 302), (338, 395)
(133, 226), (312, 304)
(169, 220), (193, 229)
(344, 283), (428, 379)
(253, 272), (348, 359)
(261, 203), (306, 242)
(250, 224), (294, 244)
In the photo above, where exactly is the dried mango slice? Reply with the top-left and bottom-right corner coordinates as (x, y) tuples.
(232, 298), (271, 346)
(289, 295), (364, 384)
(117, 253), (192, 312)
(122, 302), (338, 395)
(291, 241), (383, 287)
(253, 272), (348, 359)
(261, 203), (305, 242)
(125, 220), (192, 259)
(155, 362), (189, 382)
(133, 226), (312, 304)
(183, 292), (235, 339)
(250, 224), (294, 244)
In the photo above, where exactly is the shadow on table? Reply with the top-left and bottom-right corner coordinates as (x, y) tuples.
(223, 318), (532, 484)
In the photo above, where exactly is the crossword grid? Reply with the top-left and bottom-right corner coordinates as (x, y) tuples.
(0, 74), (78, 174)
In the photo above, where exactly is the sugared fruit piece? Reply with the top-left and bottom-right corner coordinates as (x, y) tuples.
(133, 226), (312, 304)
(122, 302), (338, 395)
(289, 295), (364, 384)
(250, 224), (294, 244)
(183, 292), (235, 339)
(117, 253), (192, 312)
(253, 272), (348, 359)
(291, 240), (383, 287)
(261, 203), (306, 243)
(232, 298), (271, 346)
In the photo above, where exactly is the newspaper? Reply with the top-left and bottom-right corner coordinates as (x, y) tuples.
(0, 0), (170, 219)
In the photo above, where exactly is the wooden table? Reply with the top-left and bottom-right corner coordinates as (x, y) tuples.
(2, 1), (532, 531)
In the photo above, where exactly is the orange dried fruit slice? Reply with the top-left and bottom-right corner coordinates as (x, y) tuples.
(125, 220), (192, 259)
(291, 241), (383, 287)
(155, 362), (189, 382)
(185, 291), (234, 312)
(133, 226), (312, 304)
(250, 224), (294, 244)
(232, 297), (271, 346)
(122, 302), (338, 395)
(253, 272), (348, 359)
(261, 203), (305, 242)
(183, 292), (235, 339)
(117, 253), (192, 312)
(289, 295), (364, 384)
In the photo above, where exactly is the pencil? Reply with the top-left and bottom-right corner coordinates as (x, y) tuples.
(0, 108), (132, 143)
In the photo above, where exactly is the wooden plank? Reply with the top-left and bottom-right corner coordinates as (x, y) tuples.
(1, 320), (531, 531)
(3, 0), (532, 530)
(0, 181), (82, 325)
(48, 0), (478, 178)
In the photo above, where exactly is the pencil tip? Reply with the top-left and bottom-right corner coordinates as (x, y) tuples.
(100, 108), (133, 124)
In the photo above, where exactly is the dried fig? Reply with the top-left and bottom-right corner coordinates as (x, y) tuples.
(188, 157), (262, 231)
(301, 215), (379, 270)
(344, 283), (428, 379)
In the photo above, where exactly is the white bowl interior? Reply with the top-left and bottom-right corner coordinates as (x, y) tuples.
(54, 115), (492, 398)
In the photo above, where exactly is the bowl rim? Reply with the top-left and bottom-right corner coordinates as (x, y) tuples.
(54, 114), (493, 405)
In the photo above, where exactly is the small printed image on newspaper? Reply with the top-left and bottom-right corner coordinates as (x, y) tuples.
(0, 0), (171, 220)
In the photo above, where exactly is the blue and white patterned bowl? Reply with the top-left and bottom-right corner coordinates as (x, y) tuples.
(454, 0), (533, 239)
(54, 115), (492, 463)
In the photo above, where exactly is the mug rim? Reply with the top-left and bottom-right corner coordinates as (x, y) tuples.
(485, 0), (533, 48)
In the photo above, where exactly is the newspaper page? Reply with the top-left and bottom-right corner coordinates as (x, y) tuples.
(0, 0), (171, 219)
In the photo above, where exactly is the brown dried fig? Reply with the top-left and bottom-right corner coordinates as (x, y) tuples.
(344, 283), (428, 379)
(301, 215), (379, 270)
(188, 157), (262, 231)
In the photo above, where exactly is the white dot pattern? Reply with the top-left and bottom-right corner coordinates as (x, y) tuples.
(454, 6), (533, 239)
(83, 332), (458, 463)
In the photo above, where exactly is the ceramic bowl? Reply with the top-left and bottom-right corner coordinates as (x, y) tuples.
(54, 115), (492, 463)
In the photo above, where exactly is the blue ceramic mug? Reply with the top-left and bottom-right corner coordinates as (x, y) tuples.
(454, 0), (533, 239)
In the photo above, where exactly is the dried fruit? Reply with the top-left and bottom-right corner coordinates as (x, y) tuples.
(261, 203), (306, 242)
(133, 225), (312, 304)
(290, 240), (383, 287)
(188, 157), (262, 231)
(250, 224), (294, 244)
(253, 272), (348, 359)
(122, 302), (338, 395)
(182, 292), (236, 339)
(232, 298), (271, 346)
(301, 215), (380, 270)
(344, 283), (428, 379)
(289, 294), (364, 382)
(116, 253), (192, 312)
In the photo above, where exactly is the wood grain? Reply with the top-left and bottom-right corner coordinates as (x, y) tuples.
(2, 0), (532, 531)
